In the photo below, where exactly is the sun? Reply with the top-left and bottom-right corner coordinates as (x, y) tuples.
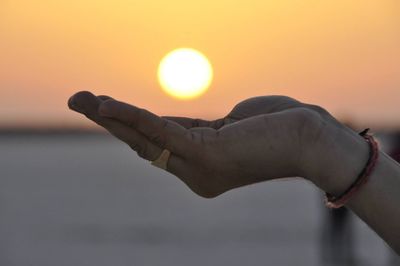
(157, 48), (213, 100)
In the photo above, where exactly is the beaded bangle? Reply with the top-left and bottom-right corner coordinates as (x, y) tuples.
(325, 128), (379, 209)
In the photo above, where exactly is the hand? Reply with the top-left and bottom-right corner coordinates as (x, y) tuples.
(67, 91), (363, 198)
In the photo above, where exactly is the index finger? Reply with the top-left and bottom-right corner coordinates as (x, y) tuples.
(98, 99), (193, 156)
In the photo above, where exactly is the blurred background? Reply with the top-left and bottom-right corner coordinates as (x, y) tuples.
(0, 0), (399, 265)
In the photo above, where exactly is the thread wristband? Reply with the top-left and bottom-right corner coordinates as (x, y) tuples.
(325, 128), (379, 209)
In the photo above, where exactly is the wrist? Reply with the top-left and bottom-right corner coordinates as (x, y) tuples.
(305, 125), (370, 196)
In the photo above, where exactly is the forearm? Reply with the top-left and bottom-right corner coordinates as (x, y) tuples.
(315, 129), (400, 254)
(347, 152), (400, 254)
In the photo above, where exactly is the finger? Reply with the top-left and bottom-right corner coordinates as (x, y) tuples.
(162, 116), (228, 129)
(163, 97), (301, 129)
(68, 91), (101, 117)
(103, 119), (164, 161)
(68, 92), (193, 178)
(98, 99), (191, 155)
(68, 91), (162, 161)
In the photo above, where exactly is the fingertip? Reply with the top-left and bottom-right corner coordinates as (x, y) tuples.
(67, 95), (78, 111)
(68, 91), (102, 115)
(68, 91), (93, 112)
(73, 91), (96, 103)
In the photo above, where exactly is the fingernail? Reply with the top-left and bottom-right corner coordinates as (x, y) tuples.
(68, 96), (83, 112)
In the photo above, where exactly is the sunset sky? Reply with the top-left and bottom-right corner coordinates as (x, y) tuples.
(0, 0), (399, 128)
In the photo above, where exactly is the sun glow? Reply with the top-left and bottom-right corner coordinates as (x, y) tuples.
(157, 48), (213, 100)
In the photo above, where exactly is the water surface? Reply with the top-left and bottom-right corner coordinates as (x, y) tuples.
(0, 134), (395, 265)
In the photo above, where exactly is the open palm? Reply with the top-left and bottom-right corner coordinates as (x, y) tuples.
(68, 91), (342, 197)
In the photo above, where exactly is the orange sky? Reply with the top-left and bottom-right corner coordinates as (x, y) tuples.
(0, 0), (399, 128)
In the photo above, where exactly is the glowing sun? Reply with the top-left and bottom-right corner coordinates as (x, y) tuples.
(158, 48), (213, 100)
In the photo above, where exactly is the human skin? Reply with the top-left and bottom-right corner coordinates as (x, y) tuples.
(68, 91), (400, 254)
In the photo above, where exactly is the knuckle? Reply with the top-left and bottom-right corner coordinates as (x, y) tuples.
(128, 142), (140, 152)
(129, 143), (148, 159)
(149, 133), (167, 147)
(136, 144), (149, 159)
(147, 120), (170, 147)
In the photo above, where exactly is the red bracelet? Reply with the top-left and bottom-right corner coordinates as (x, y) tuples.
(325, 128), (379, 209)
